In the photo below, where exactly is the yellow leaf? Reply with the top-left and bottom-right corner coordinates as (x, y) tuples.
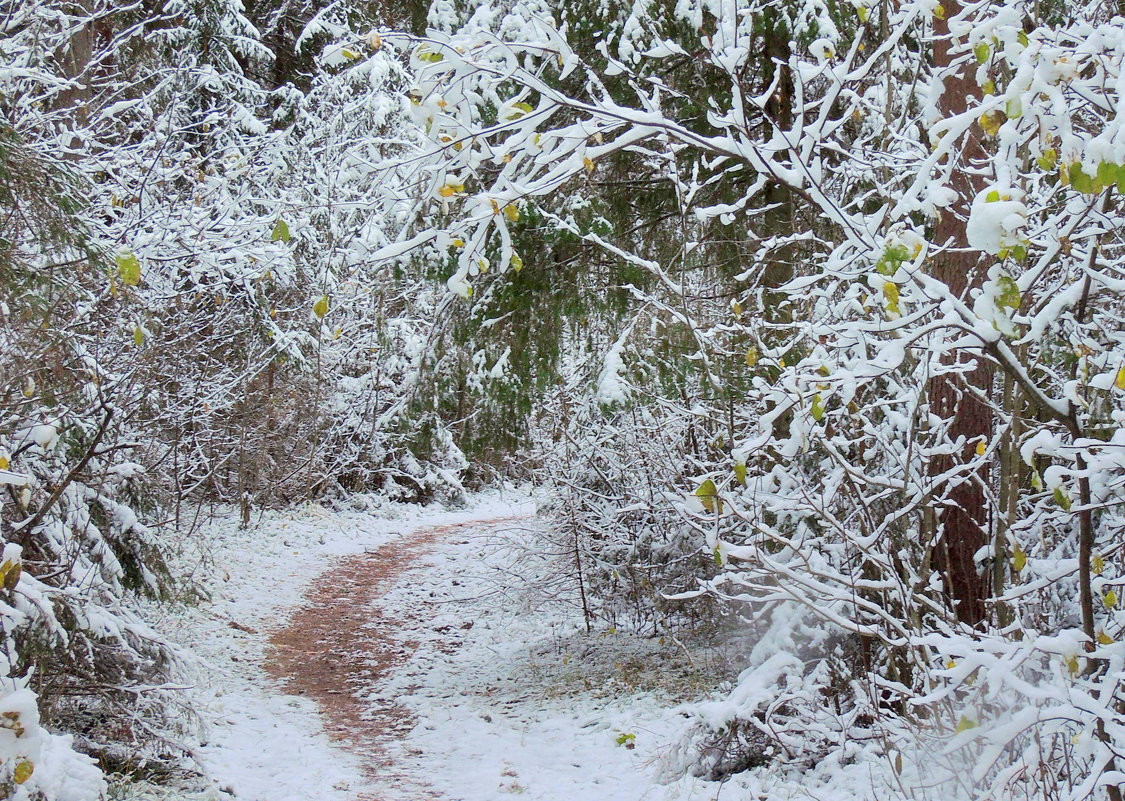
(133, 325), (144, 347)
(115, 251), (141, 286)
(1115, 368), (1125, 391)
(1066, 654), (1081, 675)
(731, 299), (743, 318)
(490, 199), (500, 214)
(745, 347), (759, 367)
(734, 462), (747, 486)
(1098, 631), (1115, 645)
(504, 204), (519, 222)
(933, 3), (946, 18)
(979, 111), (1003, 137)
(313, 295), (329, 319)
(1104, 590), (1117, 609)
(954, 715), (977, 734)
(451, 238), (465, 248)
(1012, 542), (1026, 572)
(510, 253), (523, 273)
(439, 185), (455, 197)
(976, 439), (987, 457)
(584, 157), (595, 174)
(1093, 554), (1105, 575)
(0, 456), (8, 470)
(696, 479), (721, 514)
(945, 659), (956, 669)
(13, 761), (32, 785)
(811, 393), (825, 422)
(883, 280), (900, 315)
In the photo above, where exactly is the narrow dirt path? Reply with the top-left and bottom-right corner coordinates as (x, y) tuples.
(264, 516), (522, 800)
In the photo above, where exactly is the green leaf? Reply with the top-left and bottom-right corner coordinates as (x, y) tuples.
(1004, 97), (1022, 119)
(1054, 486), (1072, 512)
(974, 42), (990, 64)
(1037, 148), (1057, 172)
(955, 715), (978, 734)
(1018, 31), (1029, 47)
(985, 189), (1001, 202)
(313, 295), (329, 319)
(1098, 161), (1117, 187)
(115, 251), (141, 286)
(271, 219), (291, 243)
(132, 325), (144, 347)
(1070, 163), (1095, 194)
(995, 275), (1021, 309)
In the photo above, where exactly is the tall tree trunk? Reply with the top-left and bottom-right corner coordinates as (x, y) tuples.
(927, 7), (991, 625)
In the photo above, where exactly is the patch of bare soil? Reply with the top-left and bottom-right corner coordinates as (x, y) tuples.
(265, 516), (523, 800)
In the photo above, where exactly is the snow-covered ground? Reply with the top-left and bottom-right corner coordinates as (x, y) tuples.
(114, 491), (893, 801)
(116, 492), (540, 800)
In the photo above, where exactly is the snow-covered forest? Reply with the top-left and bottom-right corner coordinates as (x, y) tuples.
(5, 0), (1125, 797)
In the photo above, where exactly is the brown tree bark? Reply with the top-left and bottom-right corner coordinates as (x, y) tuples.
(927, 7), (992, 625)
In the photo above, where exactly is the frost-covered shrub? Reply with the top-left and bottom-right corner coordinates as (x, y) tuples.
(0, 676), (106, 801)
(344, 0), (1125, 793)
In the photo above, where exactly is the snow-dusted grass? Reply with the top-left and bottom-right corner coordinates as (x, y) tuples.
(369, 516), (904, 801)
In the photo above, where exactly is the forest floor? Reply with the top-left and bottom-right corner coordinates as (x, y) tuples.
(111, 491), (879, 801)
